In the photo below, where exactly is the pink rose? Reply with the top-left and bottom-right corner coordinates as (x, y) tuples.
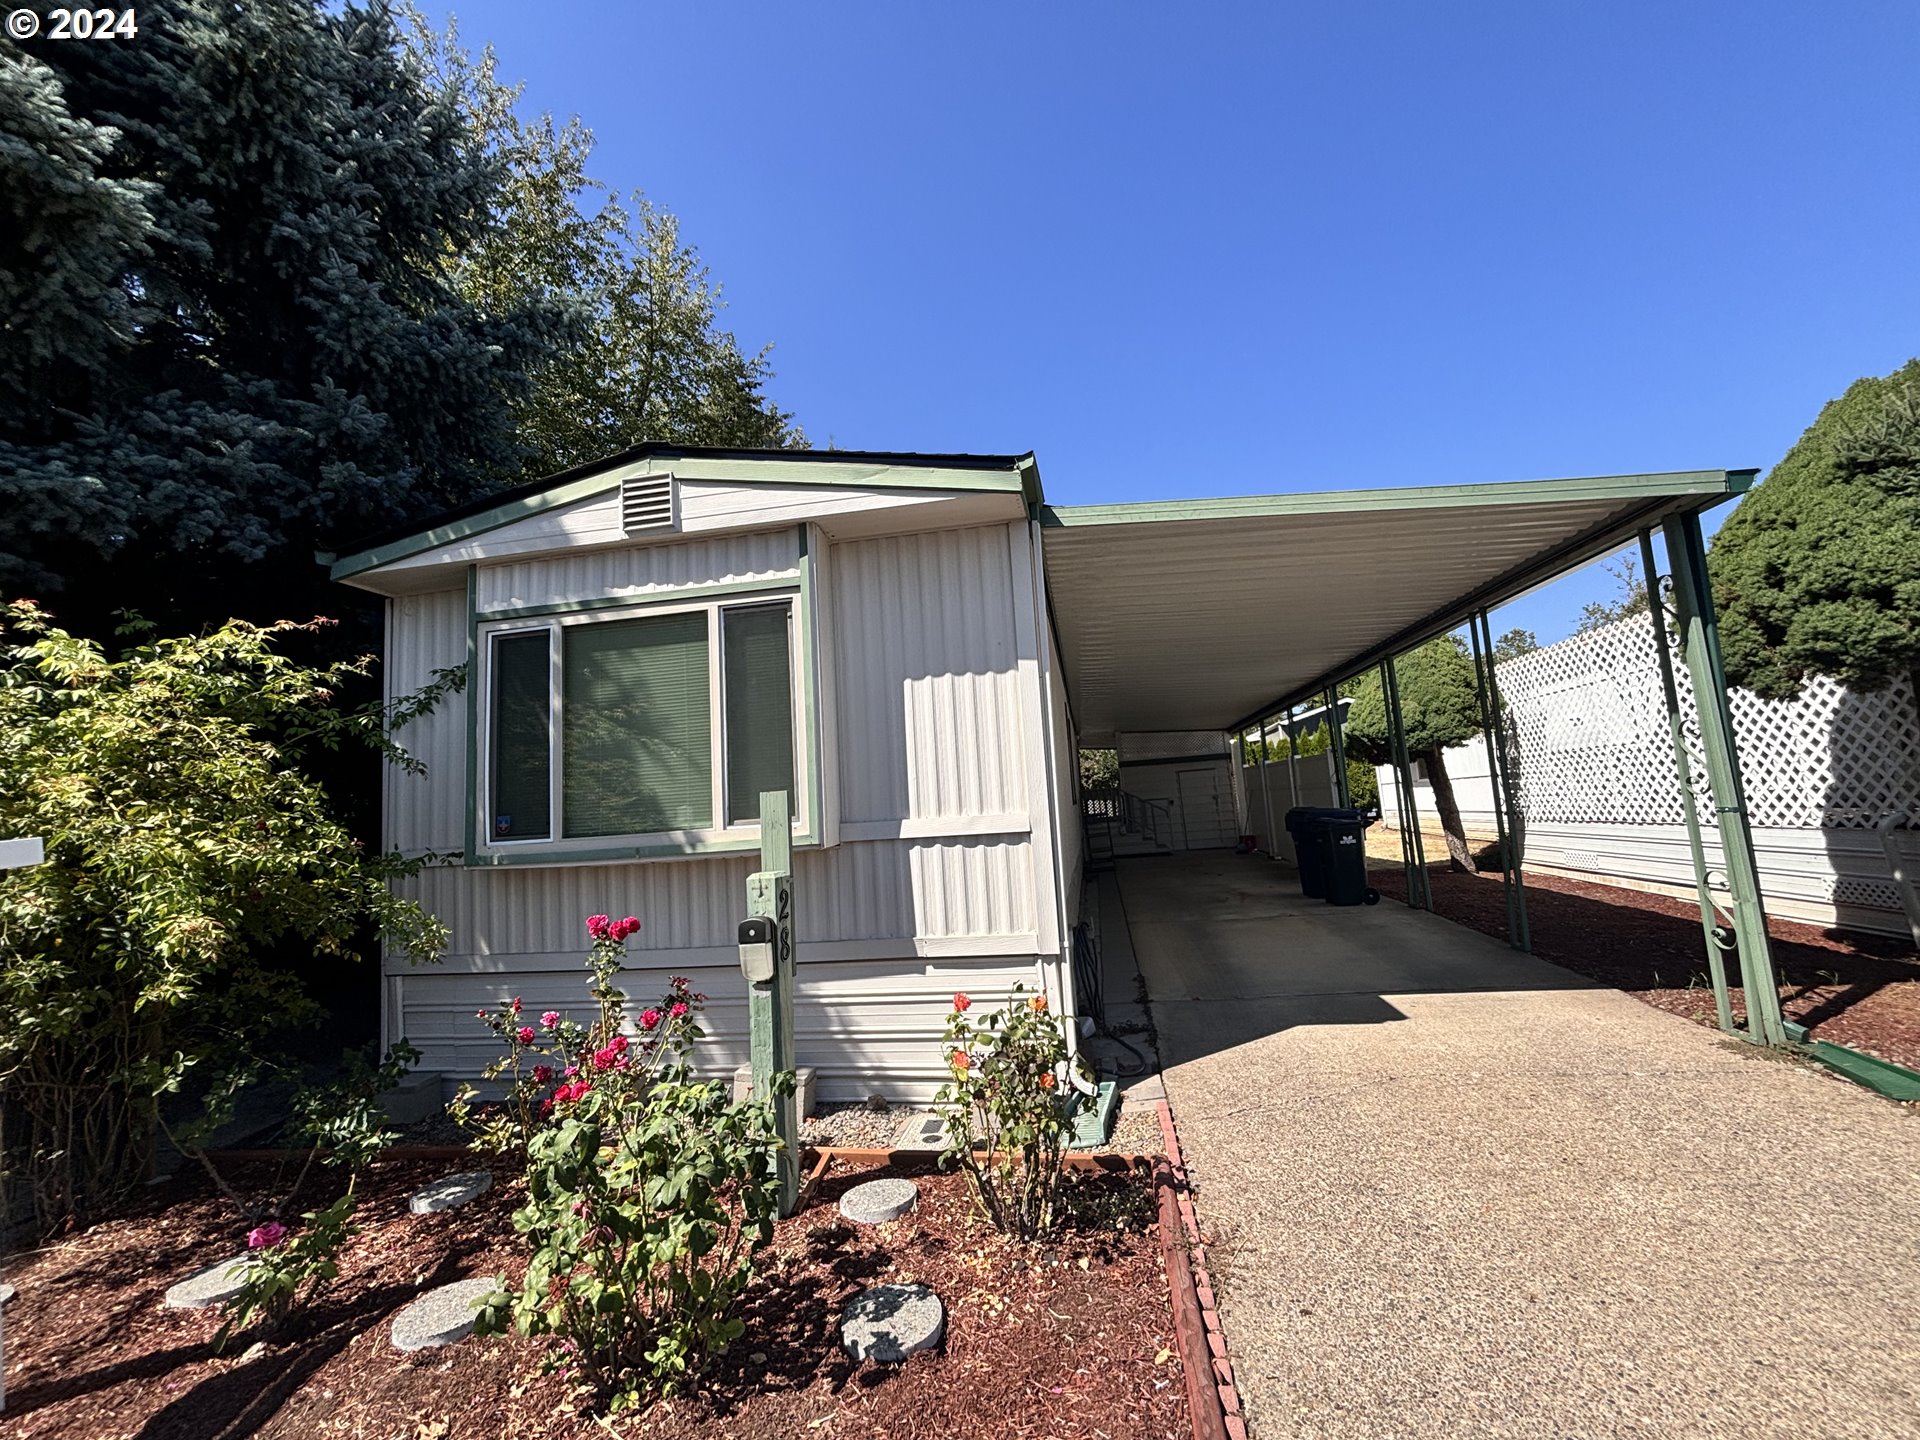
(516, 1026), (535, 1046)
(669, 1001), (688, 1019)
(610, 1034), (629, 1053)
(564, 1064), (579, 1078)
(540, 1011), (561, 1029)
(247, 1221), (288, 1250)
(510, 996), (522, 1013)
(591, 1046), (615, 1071)
(585, 914), (611, 939)
(612, 916), (640, 940)
(639, 1008), (662, 1031)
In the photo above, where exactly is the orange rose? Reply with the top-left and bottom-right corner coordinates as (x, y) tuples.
(953, 992), (971, 1013)
(950, 1049), (971, 1071)
(1029, 995), (1047, 1013)
(1039, 1072), (1056, 1090)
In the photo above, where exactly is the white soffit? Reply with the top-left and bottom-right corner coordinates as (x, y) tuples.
(1040, 470), (1752, 741)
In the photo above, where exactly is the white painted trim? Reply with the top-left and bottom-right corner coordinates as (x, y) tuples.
(382, 933), (1044, 976)
(1014, 518), (1078, 1065)
(838, 814), (1032, 842)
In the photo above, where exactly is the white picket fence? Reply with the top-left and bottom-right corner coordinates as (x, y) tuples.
(1375, 614), (1920, 938)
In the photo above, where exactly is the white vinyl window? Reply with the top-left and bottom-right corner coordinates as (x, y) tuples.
(481, 595), (803, 851)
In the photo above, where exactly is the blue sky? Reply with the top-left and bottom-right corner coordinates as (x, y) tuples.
(422, 1), (1919, 643)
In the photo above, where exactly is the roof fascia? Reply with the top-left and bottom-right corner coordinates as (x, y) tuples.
(330, 453), (1029, 582)
(1038, 468), (1751, 530)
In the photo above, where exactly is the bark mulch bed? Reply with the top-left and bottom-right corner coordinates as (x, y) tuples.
(1, 1154), (1188, 1440)
(1369, 859), (1920, 1070)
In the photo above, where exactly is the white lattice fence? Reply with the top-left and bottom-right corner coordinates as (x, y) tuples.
(1494, 613), (1920, 918)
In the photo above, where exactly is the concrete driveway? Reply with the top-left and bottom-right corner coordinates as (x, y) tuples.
(1121, 852), (1920, 1440)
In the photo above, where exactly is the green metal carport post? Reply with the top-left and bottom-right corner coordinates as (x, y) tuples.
(1660, 513), (1788, 1046)
(1325, 687), (1351, 809)
(1640, 530), (1738, 1036)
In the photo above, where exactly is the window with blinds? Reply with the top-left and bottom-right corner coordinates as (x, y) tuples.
(483, 597), (800, 847)
(490, 632), (552, 840)
(723, 604), (796, 824)
(563, 612), (713, 836)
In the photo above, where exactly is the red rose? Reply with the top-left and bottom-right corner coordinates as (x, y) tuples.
(952, 992), (971, 1013)
(516, 1026), (535, 1045)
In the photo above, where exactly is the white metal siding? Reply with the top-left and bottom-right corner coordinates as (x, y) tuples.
(828, 527), (1028, 827)
(475, 529), (800, 613)
(384, 587), (468, 856)
(381, 518), (1060, 1102)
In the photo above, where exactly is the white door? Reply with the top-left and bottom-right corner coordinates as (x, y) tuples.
(1175, 765), (1231, 850)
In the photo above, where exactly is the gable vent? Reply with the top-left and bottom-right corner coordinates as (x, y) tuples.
(621, 473), (677, 534)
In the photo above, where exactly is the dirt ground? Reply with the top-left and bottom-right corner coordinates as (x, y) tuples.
(0, 1155), (1187, 1440)
(1364, 840), (1920, 1071)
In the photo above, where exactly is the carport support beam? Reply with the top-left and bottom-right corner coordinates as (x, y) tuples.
(1325, 687), (1351, 809)
(1383, 657), (1433, 911)
(1469, 611), (1531, 952)
(1639, 530), (1737, 1036)
(1251, 724), (1278, 858)
(1659, 514), (1787, 1046)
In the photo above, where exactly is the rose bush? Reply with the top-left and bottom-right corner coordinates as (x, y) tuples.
(934, 983), (1073, 1241)
(468, 913), (789, 1410)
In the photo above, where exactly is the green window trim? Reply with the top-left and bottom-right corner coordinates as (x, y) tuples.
(472, 587), (812, 860)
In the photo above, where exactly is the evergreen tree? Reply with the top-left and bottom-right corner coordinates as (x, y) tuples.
(1343, 636), (1486, 872)
(0, 0), (563, 635)
(403, 13), (803, 480)
(1710, 360), (1920, 739)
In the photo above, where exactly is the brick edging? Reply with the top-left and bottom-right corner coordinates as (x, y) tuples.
(1157, 1099), (1251, 1440)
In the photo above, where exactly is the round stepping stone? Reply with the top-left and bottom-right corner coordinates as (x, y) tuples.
(390, 1276), (500, 1352)
(840, 1283), (944, 1364)
(408, 1169), (492, 1215)
(164, 1254), (256, 1310)
(838, 1177), (917, 1225)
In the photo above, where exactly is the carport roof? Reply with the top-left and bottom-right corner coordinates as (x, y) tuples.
(1039, 468), (1756, 743)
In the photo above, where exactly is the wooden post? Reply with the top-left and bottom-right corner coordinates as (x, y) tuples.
(747, 791), (799, 1216)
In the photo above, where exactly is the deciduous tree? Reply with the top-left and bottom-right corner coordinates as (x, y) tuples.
(1343, 637), (1485, 871)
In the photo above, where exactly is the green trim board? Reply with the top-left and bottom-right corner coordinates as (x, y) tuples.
(476, 575), (802, 622)
(464, 564), (480, 865)
(332, 448), (1034, 582)
(1040, 468), (1755, 530)
(336, 472), (626, 581)
(1805, 1039), (1920, 1102)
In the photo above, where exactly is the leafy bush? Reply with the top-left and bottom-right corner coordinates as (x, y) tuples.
(200, 1041), (417, 1349)
(934, 984), (1071, 1241)
(472, 915), (787, 1410)
(0, 604), (448, 1230)
(216, 1191), (356, 1350)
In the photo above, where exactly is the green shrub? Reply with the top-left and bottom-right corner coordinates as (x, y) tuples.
(0, 604), (448, 1230)
(473, 915), (787, 1410)
(934, 984), (1071, 1241)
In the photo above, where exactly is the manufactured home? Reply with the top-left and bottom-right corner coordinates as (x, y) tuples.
(332, 447), (1789, 1097)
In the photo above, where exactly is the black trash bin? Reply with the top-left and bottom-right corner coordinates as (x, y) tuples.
(1318, 814), (1378, 906)
(1285, 806), (1359, 899)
